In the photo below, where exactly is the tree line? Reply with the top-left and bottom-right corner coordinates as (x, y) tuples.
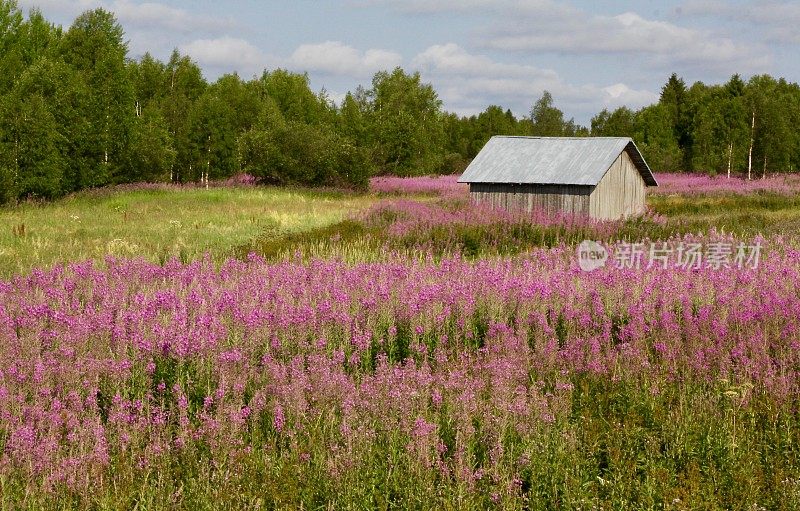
(1, 2), (799, 204)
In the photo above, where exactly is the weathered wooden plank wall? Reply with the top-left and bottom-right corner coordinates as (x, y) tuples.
(589, 151), (646, 220)
(469, 183), (591, 216)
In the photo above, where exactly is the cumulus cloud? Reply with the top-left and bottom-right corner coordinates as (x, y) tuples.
(109, 0), (236, 33)
(356, 0), (515, 14)
(485, 10), (766, 72)
(409, 43), (657, 121)
(678, 0), (800, 44)
(17, 0), (94, 15)
(366, 0), (769, 74)
(601, 83), (660, 110)
(179, 37), (268, 78)
(288, 41), (402, 77)
(412, 43), (560, 81)
(18, 0), (236, 33)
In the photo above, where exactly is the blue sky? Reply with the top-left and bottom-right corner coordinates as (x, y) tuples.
(16, 0), (800, 124)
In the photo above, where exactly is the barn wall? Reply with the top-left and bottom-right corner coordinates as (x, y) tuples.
(469, 183), (591, 216)
(589, 151), (646, 220)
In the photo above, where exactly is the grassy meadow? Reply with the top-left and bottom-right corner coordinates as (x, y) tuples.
(3, 175), (800, 277)
(1, 174), (800, 509)
(0, 185), (378, 278)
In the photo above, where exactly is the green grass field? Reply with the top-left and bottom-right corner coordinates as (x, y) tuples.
(3, 185), (800, 278)
(648, 192), (800, 237)
(0, 186), (378, 278)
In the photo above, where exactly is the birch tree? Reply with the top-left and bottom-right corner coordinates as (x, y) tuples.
(58, 8), (133, 187)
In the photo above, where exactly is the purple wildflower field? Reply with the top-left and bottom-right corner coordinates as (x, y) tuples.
(364, 199), (611, 235)
(638, 173), (800, 195)
(370, 172), (800, 197)
(369, 174), (467, 196)
(2, 175), (800, 508)
(2, 233), (800, 506)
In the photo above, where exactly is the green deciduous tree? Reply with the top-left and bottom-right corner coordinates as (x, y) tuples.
(14, 8), (61, 77)
(5, 57), (89, 195)
(720, 75), (750, 177)
(130, 52), (167, 111)
(338, 89), (370, 145)
(744, 75), (796, 177)
(128, 104), (176, 182)
(259, 69), (332, 125)
(187, 73), (261, 182)
(240, 122), (369, 188)
(188, 90), (237, 183)
(369, 67), (445, 175)
(161, 49), (207, 183)
(0, 0), (24, 94)
(58, 8), (134, 187)
(0, 92), (65, 199)
(591, 107), (636, 137)
(529, 91), (579, 136)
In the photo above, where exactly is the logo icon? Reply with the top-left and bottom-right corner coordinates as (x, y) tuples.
(577, 240), (608, 272)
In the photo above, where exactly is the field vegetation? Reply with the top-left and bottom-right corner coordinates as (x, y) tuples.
(1, 174), (800, 509)
(7, 173), (800, 277)
(0, 185), (377, 278)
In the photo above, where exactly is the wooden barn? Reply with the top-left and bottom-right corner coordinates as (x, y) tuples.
(458, 136), (658, 220)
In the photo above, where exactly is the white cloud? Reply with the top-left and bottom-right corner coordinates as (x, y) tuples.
(678, 0), (800, 44)
(179, 37), (268, 78)
(486, 10), (766, 72)
(601, 83), (660, 110)
(18, 0), (236, 33)
(357, 0), (573, 16)
(409, 43), (657, 121)
(109, 1), (236, 33)
(367, 0), (769, 73)
(288, 41), (402, 77)
(17, 0), (97, 17)
(412, 42), (560, 80)
(356, 0), (491, 13)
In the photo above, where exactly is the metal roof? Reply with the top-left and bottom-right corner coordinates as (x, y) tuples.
(458, 136), (658, 187)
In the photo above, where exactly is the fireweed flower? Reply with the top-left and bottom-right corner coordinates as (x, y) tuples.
(0, 235), (798, 497)
(652, 172), (800, 196)
(273, 404), (286, 433)
(369, 175), (466, 196)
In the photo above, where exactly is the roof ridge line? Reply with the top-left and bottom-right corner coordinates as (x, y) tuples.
(458, 136), (657, 187)
(491, 135), (631, 140)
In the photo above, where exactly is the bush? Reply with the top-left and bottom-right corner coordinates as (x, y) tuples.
(239, 121), (372, 189)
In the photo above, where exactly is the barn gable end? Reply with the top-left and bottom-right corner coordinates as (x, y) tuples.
(589, 150), (647, 220)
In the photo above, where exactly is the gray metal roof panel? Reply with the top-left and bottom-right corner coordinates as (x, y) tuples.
(458, 136), (657, 187)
